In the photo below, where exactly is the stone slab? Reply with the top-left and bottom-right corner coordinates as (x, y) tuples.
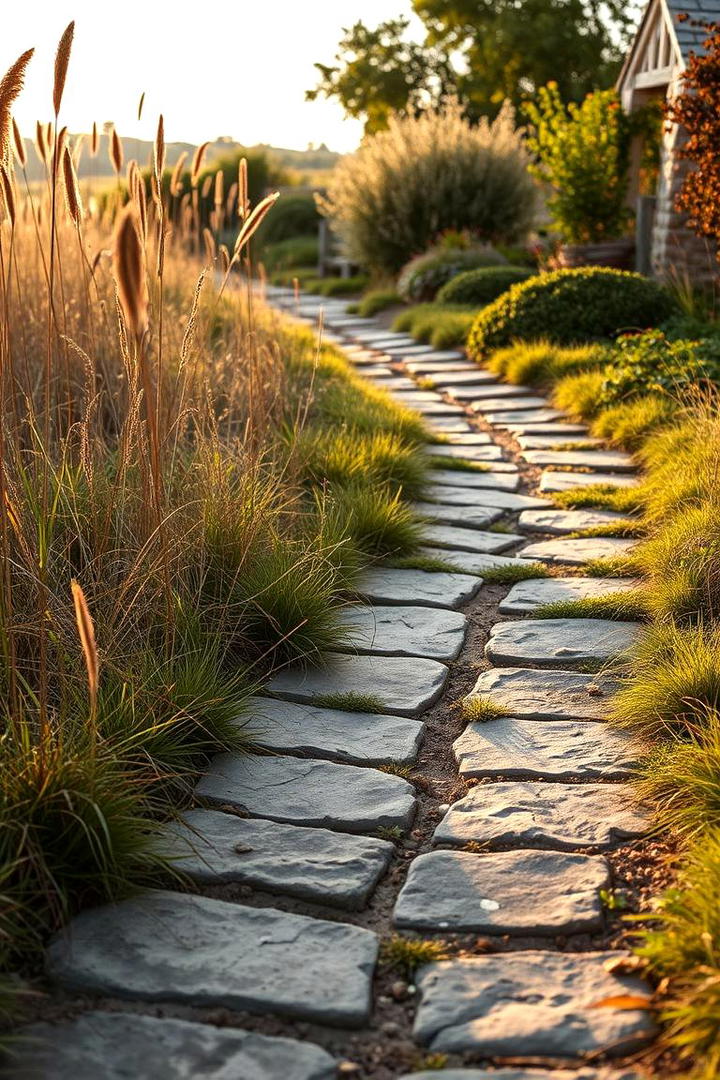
(423, 524), (522, 554)
(518, 434), (603, 449)
(427, 486), (548, 511)
(393, 849), (608, 934)
(7, 1013), (336, 1080)
(425, 443), (503, 461)
(401, 401), (465, 416)
(196, 753), (416, 833)
(402, 350), (466, 366)
(359, 568), (482, 610)
(426, 418), (474, 434)
(453, 718), (639, 780)
(393, 391), (446, 403)
(419, 547), (529, 576)
(380, 344), (440, 357)
(524, 450), (636, 473)
(430, 470), (520, 492)
(485, 408), (565, 426)
(509, 421), (589, 435)
(443, 432), (500, 445)
(429, 370), (499, 387)
(336, 604), (467, 661)
(435, 781), (647, 850)
(246, 696), (423, 765)
(414, 501), (502, 529)
(472, 396), (549, 412)
(162, 809), (393, 908)
(47, 891), (377, 1027)
(467, 667), (620, 721)
(413, 951), (656, 1054)
(485, 618), (641, 668)
(467, 383), (536, 399)
(519, 537), (637, 566)
(500, 576), (642, 615)
(518, 508), (633, 535)
(402, 1071), (639, 1080)
(268, 652), (448, 716)
(366, 374), (415, 388)
(539, 471), (639, 493)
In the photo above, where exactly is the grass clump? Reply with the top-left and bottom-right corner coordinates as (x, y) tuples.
(481, 562), (550, 583)
(486, 340), (606, 388)
(533, 590), (649, 621)
(386, 554), (461, 574)
(380, 935), (448, 976)
(461, 697), (510, 721)
(552, 369), (607, 421)
(356, 289), (401, 316)
(311, 692), (388, 714)
(553, 484), (646, 513)
(590, 394), (679, 450)
(393, 303), (478, 348)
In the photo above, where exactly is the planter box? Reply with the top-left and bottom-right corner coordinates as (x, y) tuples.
(556, 239), (635, 270)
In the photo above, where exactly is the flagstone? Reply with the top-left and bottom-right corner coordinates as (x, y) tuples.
(518, 537), (637, 565)
(426, 418), (475, 433)
(359, 567), (482, 609)
(518, 508), (634, 535)
(468, 383), (537, 399)
(467, 667), (620, 721)
(427, 485), (549, 510)
(539, 470), (640, 492)
(485, 617), (641, 667)
(499, 576), (643, 615)
(413, 501), (503, 529)
(517, 433), (604, 449)
(490, 408), (567, 427)
(335, 604), (467, 661)
(428, 369), (500, 387)
(508, 421), (589, 435)
(525, 449), (636, 473)
(418, 547), (529, 575)
(422, 523), (522, 553)
(430, 469), (519, 491)
(424, 442), (504, 461)
(472, 396), (550, 412)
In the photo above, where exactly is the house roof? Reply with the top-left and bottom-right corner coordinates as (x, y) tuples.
(668, 0), (720, 60)
(618, 0), (720, 99)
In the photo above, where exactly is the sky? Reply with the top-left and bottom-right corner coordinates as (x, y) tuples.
(3, 0), (423, 154)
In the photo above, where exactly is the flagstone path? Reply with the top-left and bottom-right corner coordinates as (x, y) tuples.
(13, 286), (657, 1080)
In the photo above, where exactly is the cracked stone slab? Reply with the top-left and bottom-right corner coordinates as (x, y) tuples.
(425, 443), (503, 461)
(423, 524), (522, 553)
(246, 696), (423, 765)
(414, 501), (502, 529)
(435, 781), (648, 850)
(401, 1070), (640, 1080)
(393, 849), (608, 934)
(268, 652), (448, 715)
(453, 718), (639, 780)
(426, 418), (474, 434)
(467, 667), (620, 721)
(539, 470), (640, 493)
(485, 408), (565, 426)
(196, 753), (415, 833)
(430, 470), (520, 492)
(160, 809), (393, 908)
(413, 950), (656, 1054)
(419, 547), (529, 576)
(336, 604), (467, 661)
(519, 537), (637, 565)
(500, 576), (642, 615)
(518, 508), (634, 535)
(518, 434), (603, 449)
(524, 449), (636, 473)
(428, 486), (549, 511)
(472, 396), (550, 413)
(359, 568), (481, 610)
(485, 618), (641, 668)
(47, 891), (377, 1027)
(7, 1013), (337, 1080)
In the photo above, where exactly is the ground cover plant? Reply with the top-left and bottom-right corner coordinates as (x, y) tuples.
(392, 303), (478, 348)
(0, 33), (429, 1023)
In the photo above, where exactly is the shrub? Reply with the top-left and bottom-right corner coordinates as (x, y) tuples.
(467, 267), (675, 357)
(304, 275), (369, 296)
(319, 99), (537, 275)
(356, 289), (401, 316)
(255, 194), (321, 246)
(437, 265), (534, 305)
(392, 303), (477, 348)
(599, 330), (720, 405)
(398, 246), (506, 302)
(261, 236), (318, 272)
(486, 340), (605, 387)
(590, 395), (678, 450)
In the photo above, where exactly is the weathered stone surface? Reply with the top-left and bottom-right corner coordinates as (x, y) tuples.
(427, 485), (548, 510)
(359, 567), (482, 610)
(509, 421), (588, 436)
(380, 343), (440, 357)
(402, 1070), (639, 1080)
(435, 781), (648, 850)
(7, 1013), (337, 1080)
(425, 443), (503, 461)
(246, 696), (423, 765)
(268, 653), (448, 716)
(430, 469), (520, 491)
(517, 434), (603, 449)
(402, 401), (465, 416)
(443, 432), (500, 445)
(467, 382), (536, 398)
(47, 891), (378, 1026)
(539, 470), (639, 493)
(467, 667), (620, 721)
(426, 418), (474, 434)
(336, 604), (467, 661)
(418, 547), (529, 576)
(519, 537), (637, 565)
(473, 396), (549, 413)
(161, 809), (392, 908)
(403, 350), (466, 364)
(524, 449), (636, 473)
(429, 370), (499, 387)
(196, 753), (416, 833)
(366, 374), (415, 388)
(413, 951), (656, 1054)
(453, 718), (639, 780)
(413, 501), (502, 529)
(500, 576), (643, 615)
(393, 390), (446, 404)
(351, 330), (414, 344)
(485, 408), (565, 426)
(423, 524), (522, 553)
(393, 849), (608, 934)
(518, 508), (634, 535)
(485, 617), (641, 668)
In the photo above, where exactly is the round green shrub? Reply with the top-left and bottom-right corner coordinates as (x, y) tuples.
(397, 247), (506, 303)
(262, 235), (319, 272)
(437, 265), (534, 305)
(256, 194), (320, 245)
(467, 268), (676, 357)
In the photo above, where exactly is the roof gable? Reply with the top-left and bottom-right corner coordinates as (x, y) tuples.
(668, 0), (720, 60)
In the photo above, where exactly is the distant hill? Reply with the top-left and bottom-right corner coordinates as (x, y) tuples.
(19, 133), (342, 183)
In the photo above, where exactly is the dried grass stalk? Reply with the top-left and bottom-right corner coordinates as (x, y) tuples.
(191, 141), (209, 187)
(202, 226), (216, 262)
(113, 204), (148, 342)
(170, 151), (187, 197)
(238, 156), (249, 219)
(53, 22), (74, 116)
(62, 146), (82, 224)
(137, 91), (145, 122)
(0, 163), (16, 226)
(12, 118), (26, 167)
(35, 120), (47, 165)
(0, 48), (34, 166)
(154, 114), (165, 183)
(110, 127), (123, 174)
(70, 579), (99, 714)
(91, 120), (98, 156)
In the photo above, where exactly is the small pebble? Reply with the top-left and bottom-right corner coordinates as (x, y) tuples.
(381, 1020), (401, 1036)
(391, 979), (408, 1000)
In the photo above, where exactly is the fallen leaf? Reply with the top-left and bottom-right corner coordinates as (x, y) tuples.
(588, 994), (653, 1010)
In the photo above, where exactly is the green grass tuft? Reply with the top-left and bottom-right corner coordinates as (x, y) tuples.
(481, 561), (550, 583)
(311, 692), (388, 714)
(357, 289), (402, 317)
(386, 554), (462, 574)
(380, 935), (448, 976)
(426, 456), (491, 473)
(532, 590), (650, 621)
(461, 697), (511, 721)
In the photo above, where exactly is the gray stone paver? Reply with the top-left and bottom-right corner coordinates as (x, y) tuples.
(413, 500), (502, 528)
(453, 718), (639, 780)
(429, 370), (500, 386)
(509, 421), (589, 435)
(393, 849), (608, 934)
(47, 891), (378, 1027)
(430, 469), (520, 491)
(467, 667), (620, 721)
(518, 508), (634, 535)
(472, 396), (550, 412)
(524, 449), (636, 473)
(467, 383), (537, 399)
(246, 696), (423, 765)
(359, 567), (482, 609)
(423, 524), (522, 554)
(518, 536), (637, 565)
(500, 575), (642, 614)
(413, 951), (656, 1054)
(418, 546), (530, 576)
(485, 617), (641, 667)
(539, 470), (640, 492)
(335, 604), (466, 661)
(517, 433), (603, 449)
(401, 1071), (639, 1080)
(427, 485), (549, 510)
(425, 442), (504, 461)
(425, 417), (474, 434)
(267, 652), (448, 715)
(195, 753), (416, 833)
(435, 781), (648, 850)
(486, 408), (565, 426)
(7, 1013), (337, 1080)
(161, 809), (393, 908)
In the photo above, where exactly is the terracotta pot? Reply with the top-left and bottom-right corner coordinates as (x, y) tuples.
(556, 239), (635, 270)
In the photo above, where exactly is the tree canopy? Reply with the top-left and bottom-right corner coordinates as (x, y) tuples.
(308, 0), (642, 132)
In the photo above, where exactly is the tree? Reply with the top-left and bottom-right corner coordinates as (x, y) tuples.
(306, 18), (454, 133)
(666, 18), (720, 260)
(309, 1), (641, 131)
